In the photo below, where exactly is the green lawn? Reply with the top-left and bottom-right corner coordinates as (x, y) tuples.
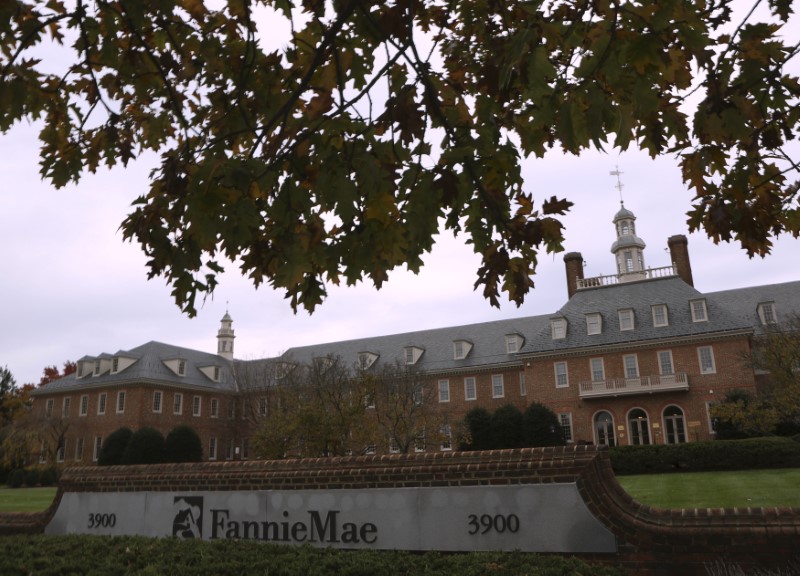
(616, 468), (800, 509)
(0, 487), (58, 513)
(1, 470), (799, 513)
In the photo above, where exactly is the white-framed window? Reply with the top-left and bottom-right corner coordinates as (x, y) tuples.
(75, 437), (85, 461)
(93, 436), (102, 462)
(209, 437), (217, 460)
(618, 309), (634, 331)
(438, 379), (450, 403)
(174, 393), (183, 415)
(559, 413), (573, 443)
(652, 304), (669, 327)
(45, 399), (54, 417)
(453, 340), (469, 360)
(590, 358), (605, 382)
(519, 372), (527, 397)
(116, 391), (126, 414)
(551, 318), (567, 340)
(623, 354), (639, 379)
(228, 399), (236, 419)
(97, 393), (107, 415)
(698, 346), (716, 374)
(152, 390), (163, 413)
(210, 398), (219, 418)
(364, 393), (375, 409)
(213, 366), (221, 381)
(415, 429), (426, 453)
(757, 302), (777, 325)
(178, 360), (187, 376)
(258, 397), (268, 416)
(365, 444), (376, 455)
(62, 397), (71, 418)
(624, 250), (634, 272)
(112, 357), (119, 373)
(586, 313), (602, 335)
(554, 361), (569, 388)
(192, 396), (202, 417)
(79, 395), (89, 416)
(464, 377), (477, 401)
(690, 299), (708, 322)
(389, 437), (400, 454)
(505, 334), (522, 354)
(440, 424), (452, 451)
(94, 360), (101, 375)
(404, 347), (417, 364)
(56, 439), (66, 463)
(413, 384), (424, 405)
(491, 374), (504, 398)
(658, 350), (674, 375)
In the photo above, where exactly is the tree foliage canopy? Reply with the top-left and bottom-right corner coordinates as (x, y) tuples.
(2, 0), (798, 314)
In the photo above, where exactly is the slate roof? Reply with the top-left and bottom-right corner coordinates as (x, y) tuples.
(520, 276), (754, 356)
(706, 280), (800, 335)
(34, 341), (236, 394)
(275, 315), (551, 375)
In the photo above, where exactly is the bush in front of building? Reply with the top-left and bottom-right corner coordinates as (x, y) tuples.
(461, 404), (566, 450)
(164, 425), (203, 463)
(610, 437), (800, 475)
(121, 427), (165, 465)
(24, 468), (41, 487)
(6, 468), (24, 488)
(98, 427), (134, 466)
(522, 403), (566, 447)
(39, 467), (59, 486)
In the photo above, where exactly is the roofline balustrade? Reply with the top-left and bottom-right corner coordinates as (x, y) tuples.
(577, 265), (677, 289)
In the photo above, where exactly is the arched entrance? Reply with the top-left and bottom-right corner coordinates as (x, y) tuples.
(663, 405), (687, 444)
(628, 408), (650, 445)
(594, 411), (615, 447)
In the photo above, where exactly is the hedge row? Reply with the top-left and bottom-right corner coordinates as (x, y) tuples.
(610, 437), (800, 476)
(6, 467), (59, 488)
(0, 535), (624, 576)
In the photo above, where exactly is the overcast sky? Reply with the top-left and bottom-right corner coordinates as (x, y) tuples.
(2, 3), (798, 386)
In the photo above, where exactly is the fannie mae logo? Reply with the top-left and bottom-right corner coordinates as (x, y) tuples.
(170, 494), (378, 544)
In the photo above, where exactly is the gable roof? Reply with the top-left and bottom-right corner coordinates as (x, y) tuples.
(35, 341), (235, 394)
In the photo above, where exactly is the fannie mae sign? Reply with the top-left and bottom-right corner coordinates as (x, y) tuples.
(46, 484), (616, 553)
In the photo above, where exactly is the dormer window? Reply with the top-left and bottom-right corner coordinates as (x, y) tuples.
(111, 357), (119, 373)
(453, 340), (472, 360)
(586, 313), (602, 335)
(404, 346), (424, 365)
(77, 363), (84, 378)
(213, 366), (220, 381)
(690, 299), (708, 322)
(651, 304), (669, 327)
(618, 309), (634, 331)
(551, 318), (567, 340)
(93, 360), (101, 375)
(358, 352), (379, 369)
(178, 360), (186, 376)
(505, 334), (523, 354)
(757, 302), (777, 325)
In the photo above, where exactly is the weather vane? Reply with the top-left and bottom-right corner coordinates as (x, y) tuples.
(610, 166), (624, 205)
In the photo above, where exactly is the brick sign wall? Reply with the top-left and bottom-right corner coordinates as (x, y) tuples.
(2, 447), (798, 575)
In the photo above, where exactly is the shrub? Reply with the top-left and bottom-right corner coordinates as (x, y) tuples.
(522, 402), (566, 447)
(98, 427), (134, 466)
(6, 468), (25, 488)
(24, 468), (41, 487)
(121, 427), (165, 465)
(164, 425), (203, 463)
(40, 467), (59, 487)
(491, 404), (524, 449)
(610, 437), (800, 476)
(460, 408), (493, 450)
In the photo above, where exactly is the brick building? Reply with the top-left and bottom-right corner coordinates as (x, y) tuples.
(30, 203), (800, 463)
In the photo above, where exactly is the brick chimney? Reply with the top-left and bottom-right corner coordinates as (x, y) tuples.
(564, 252), (584, 298)
(668, 235), (694, 287)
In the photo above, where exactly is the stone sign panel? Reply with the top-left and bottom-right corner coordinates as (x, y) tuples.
(46, 483), (616, 553)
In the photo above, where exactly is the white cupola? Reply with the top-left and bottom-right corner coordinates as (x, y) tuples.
(610, 202), (647, 281)
(217, 311), (235, 360)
